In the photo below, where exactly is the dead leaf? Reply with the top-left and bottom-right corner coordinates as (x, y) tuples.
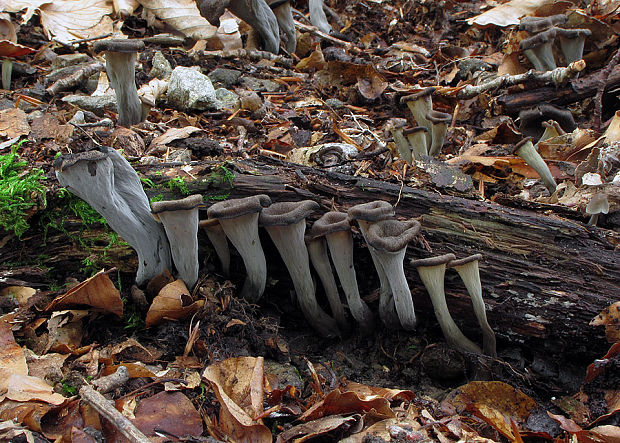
(147, 126), (204, 154)
(130, 391), (203, 438)
(36, 0), (114, 44)
(138, 0), (218, 41)
(45, 310), (88, 354)
(0, 40), (35, 57)
(45, 270), (123, 317)
(590, 302), (620, 343)
(0, 316), (28, 375)
(0, 286), (36, 306)
(30, 113), (74, 144)
(341, 381), (416, 402)
(0, 108), (30, 138)
(145, 279), (203, 327)
(276, 414), (362, 443)
(0, 369), (66, 404)
(299, 389), (396, 423)
(467, 0), (555, 27)
(585, 342), (620, 384)
(296, 43), (325, 71)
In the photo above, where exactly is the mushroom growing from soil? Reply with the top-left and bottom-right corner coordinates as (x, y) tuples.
(199, 218), (230, 276)
(311, 211), (375, 332)
(519, 14), (567, 33)
(447, 254), (496, 356)
(519, 103), (576, 140)
(586, 193), (609, 226)
(309, 0), (332, 34)
(271, 0), (296, 53)
(426, 110), (452, 157)
(55, 148), (172, 286)
(388, 118), (412, 164)
(260, 200), (339, 338)
(151, 194), (203, 289)
(207, 194), (271, 302)
(347, 201), (399, 328)
(305, 235), (349, 333)
(401, 87), (436, 143)
(404, 126), (429, 161)
(93, 39), (145, 127)
(538, 120), (565, 144)
(410, 254), (482, 354)
(365, 219), (421, 330)
(520, 28), (557, 72)
(556, 28), (591, 64)
(509, 137), (558, 194)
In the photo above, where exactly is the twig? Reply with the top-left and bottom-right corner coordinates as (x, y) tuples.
(46, 62), (104, 96)
(79, 385), (151, 443)
(594, 47), (620, 131)
(455, 60), (586, 100)
(192, 49), (292, 67)
(293, 20), (357, 52)
(91, 366), (130, 393)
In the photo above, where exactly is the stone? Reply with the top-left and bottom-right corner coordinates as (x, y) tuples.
(166, 66), (221, 112)
(208, 68), (241, 88)
(150, 51), (172, 79)
(215, 88), (239, 109)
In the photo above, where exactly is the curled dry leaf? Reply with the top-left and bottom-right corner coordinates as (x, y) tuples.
(467, 0), (556, 27)
(0, 108), (30, 138)
(145, 279), (204, 327)
(137, 0), (218, 41)
(0, 368), (66, 405)
(34, 0), (114, 44)
(0, 316), (28, 375)
(590, 301), (620, 343)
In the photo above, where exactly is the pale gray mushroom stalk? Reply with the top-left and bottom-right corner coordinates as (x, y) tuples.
(270, 0), (296, 53)
(55, 148), (172, 286)
(260, 201), (339, 338)
(401, 87), (435, 145)
(151, 195), (202, 289)
(556, 28), (591, 64)
(208, 195), (271, 302)
(447, 254), (496, 356)
(404, 126), (428, 161)
(520, 28), (557, 72)
(347, 201), (399, 328)
(311, 212), (374, 332)
(510, 137), (557, 194)
(199, 219), (230, 276)
(388, 118), (412, 164)
(410, 254), (482, 354)
(426, 110), (452, 157)
(365, 219), (421, 330)
(306, 236), (349, 333)
(93, 39), (145, 127)
(309, 0), (332, 34)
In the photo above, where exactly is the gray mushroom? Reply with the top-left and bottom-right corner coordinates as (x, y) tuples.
(519, 14), (567, 33)
(199, 218), (230, 276)
(207, 195), (271, 301)
(271, 0), (296, 53)
(309, 0), (332, 34)
(260, 201), (339, 337)
(347, 201), (399, 328)
(556, 28), (591, 64)
(365, 219), (420, 330)
(311, 212), (375, 332)
(586, 193), (609, 226)
(509, 137), (557, 194)
(404, 126), (428, 161)
(400, 87), (435, 144)
(410, 254), (481, 354)
(387, 118), (412, 164)
(447, 254), (496, 356)
(520, 28), (557, 72)
(55, 148), (172, 285)
(93, 39), (145, 127)
(537, 120), (565, 144)
(152, 195), (203, 289)
(426, 110), (452, 157)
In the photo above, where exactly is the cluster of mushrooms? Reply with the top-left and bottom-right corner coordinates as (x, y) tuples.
(55, 147), (496, 356)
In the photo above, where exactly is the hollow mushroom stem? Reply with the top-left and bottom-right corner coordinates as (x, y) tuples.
(403, 126), (428, 160)
(520, 28), (557, 72)
(447, 254), (496, 356)
(2, 59), (13, 90)
(556, 28), (591, 64)
(272, 0), (296, 53)
(228, 0), (281, 54)
(388, 119), (412, 164)
(260, 201), (339, 338)
(401, 87), (435, 145)
(93, 39), (145, 127)
(510, 137), (557, 194)
(426, 110), (452, 157)
(199, 219), (230, 276)
(207, 195), (271, 302)
(309, 0), (332, 34)
(311, 212), (374, 332)
(411, 254), (482, 354)
(151, 194), (203, 289)
(366, 219), (421, 330)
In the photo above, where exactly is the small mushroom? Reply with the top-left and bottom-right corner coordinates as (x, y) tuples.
(387, 118), (412, 164)
(365, 219), (421, 330)
(199, 218), (230, 276)
(271, 0), (296, 53)
(400, 87), (436, 143)
(538, 120), (565, 144)
(403, 126), (429, 161)
(519, 14), (567, 33)
(410, 254), (482, 354)
(311, 212), (375, 332)
(260, 201), (339, 338)
(305, 235), (349, 333)
(93, 39), (145, 127)
(55, 148), (172, 286)
(426, 110), (452, 157)
(152, 194), (203, 289)
(556, 28), (592, 64)
(207, 195), (271, 302)
(447, 254), (496, 356)
(585, 193), (609, 226)
(520, 28), (557, 72)
(519, 103), (576, 140)
(509, 137), (557, 194)
(347, 201), (399, 328)
(309, 0), (332, 34)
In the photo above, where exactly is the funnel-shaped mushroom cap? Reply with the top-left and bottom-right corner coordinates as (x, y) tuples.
(519, 103), (576, 140)
(586, 193), (609, 215)
(426, 110), (451, 125)
(93, 39), (145, 53)
(426, 110), (452, 157)
(259, 200), (320, 226)
(538, 120), (565, 143)
(311, 211), (350, 238)
(556, 28), (592, 64)
(519, 14), (567, 33)
(400, 87), (436, 143)
(151, 194), (202, 289)
(365, 219), (421, 252)
(410, 252), (456, 269)
(520, 28), (557, 72)
(400, 87), (436, 105)
(509, 137), (558, 194)
(208, 194), (271, 219)
(199, 218), (230, 276)
(347, 200), (395, 222)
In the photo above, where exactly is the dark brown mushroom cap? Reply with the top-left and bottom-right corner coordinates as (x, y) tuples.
(519, 14), (567, 33)
(152, 194), (203, 213)
(507, 137), (535, 155)
(53, 149), (108, 171)
(403, 126), (429, 136)
(310, 212), (350, 238)
(520, 28), (557, 50)
(259, 200), (319, 226)
(199, 218), (219, 229)
(365, 219), (421, 252)
(519, 104), (576, 139)
(93, 39), (145, 53)
(207, 194), (271, 220)
(400, 87), (436, 105)
(426, 110), (451, 124)
(556, 28), (592, 39)
(410, 253), (456, 268)
(348, 200), (394, 222)
(447, 253), (483, 268)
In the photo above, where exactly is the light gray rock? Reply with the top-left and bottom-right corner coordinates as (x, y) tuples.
(215, 88), (239, 109)
(166, 66), (221, 111)
(51, 53), (92, 70)
(208, 68), (241, 88)
(62, 94), (117, 116)
(150, 51), (172, 79)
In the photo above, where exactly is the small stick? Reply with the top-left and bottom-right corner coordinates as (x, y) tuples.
(293, 20), (357, 52)
(91, 366), (130, 393)
(46, 62), (104, 95)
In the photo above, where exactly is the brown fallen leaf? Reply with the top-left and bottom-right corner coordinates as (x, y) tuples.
(45, 310), (88, 354)
(139, 0), (218, 41)
(0, 315), (28, 375)
(0, 369), (66, 405)
(276, 414), (362, 443)
(130, 391), (203, 439)
(299, 389), (396, 423)
(590, 301), (620, 343)
(0, 108), (30, 138)
(145, 279), (204, 327)
(467, 0), (556, 27)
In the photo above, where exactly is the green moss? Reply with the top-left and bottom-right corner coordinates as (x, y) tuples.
(166, 176), (190, 196)
(0, 143), (47, 238)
